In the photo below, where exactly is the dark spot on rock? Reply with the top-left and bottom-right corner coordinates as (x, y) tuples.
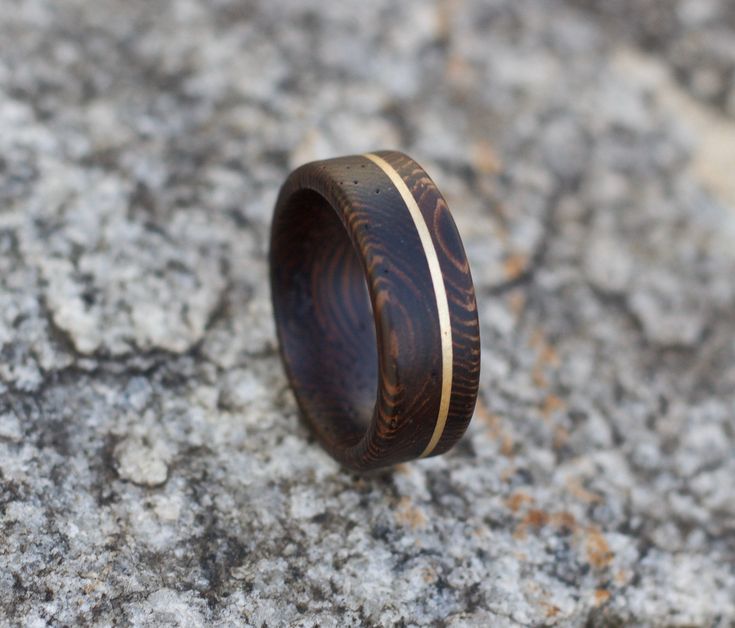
(12, 573), (26, 599)
(35, 419), (71, 458)
(310, 512), (329, 524)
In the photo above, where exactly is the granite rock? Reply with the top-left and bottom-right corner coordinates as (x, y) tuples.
(1, 0), (734, 625)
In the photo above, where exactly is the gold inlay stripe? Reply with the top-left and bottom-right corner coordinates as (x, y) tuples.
(364, 153), (453, 458)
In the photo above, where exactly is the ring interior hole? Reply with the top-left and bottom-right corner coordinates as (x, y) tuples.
(272, 189), (377, 445)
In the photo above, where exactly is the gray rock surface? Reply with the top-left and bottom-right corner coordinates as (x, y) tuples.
(1, 0), (734, 625)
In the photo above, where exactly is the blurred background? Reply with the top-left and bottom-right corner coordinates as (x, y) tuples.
(1, 0), (734, 625)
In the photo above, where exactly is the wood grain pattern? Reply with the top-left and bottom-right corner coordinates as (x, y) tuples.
(269, 151), (480, 471)
(363, 152), (453, 458)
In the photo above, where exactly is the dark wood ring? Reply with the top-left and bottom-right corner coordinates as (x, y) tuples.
(269, 151), (480, 471)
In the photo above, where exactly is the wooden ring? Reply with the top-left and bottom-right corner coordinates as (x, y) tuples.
(269, 151), (480, 471)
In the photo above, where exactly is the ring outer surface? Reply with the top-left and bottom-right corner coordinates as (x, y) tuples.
(270, 151), (480, 471)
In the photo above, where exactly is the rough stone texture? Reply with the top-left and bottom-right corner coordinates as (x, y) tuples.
(573, 0), (735, 117)
(1, 0), (734, 625)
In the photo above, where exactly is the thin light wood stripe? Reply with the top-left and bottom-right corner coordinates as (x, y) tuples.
(363, 153), (453, 457)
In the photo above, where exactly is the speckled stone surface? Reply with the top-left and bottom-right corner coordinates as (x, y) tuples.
(1, 0), (734, 625)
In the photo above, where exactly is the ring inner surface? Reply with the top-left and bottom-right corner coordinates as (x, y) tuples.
(272, 189), (377, 446)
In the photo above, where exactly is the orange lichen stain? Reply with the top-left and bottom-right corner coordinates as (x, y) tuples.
(566, 478), (603, 504)
(525, 509), (550, 528)
(538, 342), (560, 368)
(471, 141), (503, 175)
(507, 498), (614, 575)
(553, 425), (569, 449)
(506, 491), (534, 513)
(530, 328), (558, 360)
(445, 54), (472, 89)
(507, 291), (526, 318)
(474, 398), (496, 426)
(475, 399), (515, 457)
(436, 0), (454, 40)
(551, 511), (577, 532)
(615, 569), (631, 585)
(586, 526), (614, 569)
(472, 526), (488, 538)
(542, 602), (562, 618)
(500, 465), (516, 483)
(499, 433), (515, 457)
(514, 508), (550, 539)
(530, 329), (562, 391)
(422, 567), (438, 584)
(395, 496), (427, 530)
(541, 394), (566, 418)
(531, 365), (548, 389)
(511, 504), (582, 544)
(594, 588), (611, 606)
(529, 328), (543, 348)
(503, 253), (528, 281)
